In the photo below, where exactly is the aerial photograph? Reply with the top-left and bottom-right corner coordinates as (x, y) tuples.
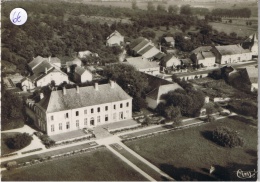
(1, 0), (258, 181)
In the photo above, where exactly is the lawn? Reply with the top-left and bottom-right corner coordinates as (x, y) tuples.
(2, 148), (147, 181)
(125, 116), (257, 181)
(1, 132), (22, 155)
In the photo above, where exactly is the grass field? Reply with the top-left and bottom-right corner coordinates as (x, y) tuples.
(2, 148), (147, 181)
(125, 116), (257, 181)
(1, 132), (21, 155)
(209, 21), (257, 37)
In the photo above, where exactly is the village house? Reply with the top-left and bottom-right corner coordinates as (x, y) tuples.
(106, 30), (124, 47)
(190, 46), (216, 67)
(211, 44), (252, 64)
(160, 54), (181, 71)
(26, 81), (132, 135)
(161, 37), (175, 47)
(29, 56), (62, 70)
(124, 57), (160, 75)
(143, 73), (183, 109)
(27, 58), (69, 87)
(73, 66), (93, 83)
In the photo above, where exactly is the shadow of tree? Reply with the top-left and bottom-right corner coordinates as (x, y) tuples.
(245, 149), (257, 157)
(228, 115), (257, 126)
(160, 164), (216, 181)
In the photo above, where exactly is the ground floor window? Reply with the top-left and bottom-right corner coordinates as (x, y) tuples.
(97, 116), (100, 123)
(76, 120), (79, 128)
(105, 114), (108, 122)
(51, 124), (54, 132)
(113, 113), (116, 120)
(119, 112), (123, 120)
(66, 122), (70, 129)
(84, 118), (87, 125)
(90, 117), (95, 126)
(59, 123), (62, 130)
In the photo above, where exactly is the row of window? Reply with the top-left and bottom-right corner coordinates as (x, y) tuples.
(50, 115), (109, 132)
(50, 102), (130, 121)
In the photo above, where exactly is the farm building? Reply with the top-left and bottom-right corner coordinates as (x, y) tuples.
(161, 37), (175, 47)
(211, 45), (252, 64)
(26, 81), (132, 135)
(160, 54), (181, 70)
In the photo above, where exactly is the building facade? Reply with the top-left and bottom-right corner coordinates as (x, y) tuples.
(26, 81), (132, 135)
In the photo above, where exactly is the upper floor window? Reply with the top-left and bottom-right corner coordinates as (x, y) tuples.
(84, 110), (87, 114)
(126, 102), (129, 107)
(65, 113), (69, 118)
(76, 111), (79, 116)
(91, 108), (94, 113)
(97, 107), (100, 112)
(120, 103), (123, 108)
(114, 105), (116, 109)
(51, 116), (54, 121)
(105, 106), (108, 111)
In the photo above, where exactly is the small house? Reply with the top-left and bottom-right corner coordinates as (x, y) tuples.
(106, 30), (124, 47)
(73, 67), (93, 83)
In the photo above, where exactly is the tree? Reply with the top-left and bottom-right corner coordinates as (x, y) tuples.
(205, 103), (215, 122)
(168, 5), (178, 14)
(6, 133), (33, 149)
(147, 2), (155, 11)
(103, 63), (148, 112)
(164, 105), (182, 123)
(180, 5), (192, 16)
(157, 4), (166, 12)
(132, 0), (138, 10)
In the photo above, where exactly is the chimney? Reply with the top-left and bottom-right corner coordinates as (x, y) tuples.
(63, 87), (66, 95)
(45, 67), (48, 74)
(110, 80), (115, 89)
(40, 93), (44, 99)
(48, 56), (51, 62)
(95, 83), (99, 91)
(76, 85), (79, 94)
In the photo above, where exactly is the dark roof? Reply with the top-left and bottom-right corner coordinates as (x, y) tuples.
(147, 83), (182, 100)
(74, 67), (90, 76)
(142, 73), (172, 94)
(154, 52), (165, 60)
(36, 82), (132, 113)
(215, 45), (251, 55)
(191, 46), (212, 54)
(138, 45), (153, 55)
(129, 37), (145, 49)
(133, 39), (150, 52)
(181, 58), (192, 65)
(28, 56), (44, 69)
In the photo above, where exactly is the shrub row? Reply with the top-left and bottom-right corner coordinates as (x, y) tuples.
(47, 135), (95, 149)
(6, 145), (105, 170)
(110, 125), (143, 135)
(21, 148), (42, 154)
(1, 153), (18, 158)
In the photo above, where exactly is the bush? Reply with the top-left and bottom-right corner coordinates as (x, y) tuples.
(6, 133), (33, 149)
(228, 100), (257, 118)
(212, 126), (244, 148)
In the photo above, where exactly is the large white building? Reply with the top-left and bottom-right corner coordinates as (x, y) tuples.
(26, 81), (132, 135)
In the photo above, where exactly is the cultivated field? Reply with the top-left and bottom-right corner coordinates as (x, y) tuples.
(125, 116), (257, 181)
(2, 148), (147, 181)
